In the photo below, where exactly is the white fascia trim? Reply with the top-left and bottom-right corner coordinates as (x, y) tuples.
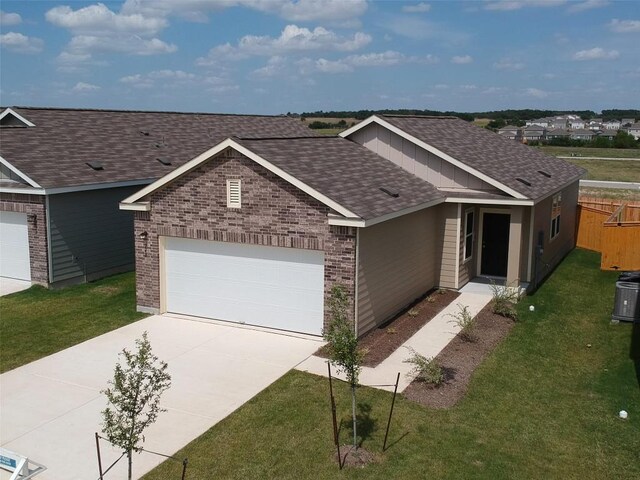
(445, 197), (534, 206)
(328, 197), (445, 228)
(532, 176), (582, 205)
(119, 201), (150, 211)
(121, 138), (359, 219)
(341, 115), (528, 200)
(45, 179), (156, 195)
(0, 108), (35, 127)
(0, 187), (46, 195)
(0, 155), (41, 188)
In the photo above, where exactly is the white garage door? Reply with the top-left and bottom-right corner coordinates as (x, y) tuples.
(164, 237), (325, 335)
(0, 211), (31, 281)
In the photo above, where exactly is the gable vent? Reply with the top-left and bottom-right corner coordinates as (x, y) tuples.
(227, 179), (241, 208)
(157, 157), (172, 166)
(516, 177), (531, 187)
(379, 187), (399, 198)
(86, 161), (104, 171)
(537, 170), (552, 178)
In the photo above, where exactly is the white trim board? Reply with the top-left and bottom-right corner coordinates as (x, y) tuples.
(341, 115), (528, 200)
(327, 197), (444, 228)
(0, 108), (35, 127)
(120, 138), (361, 220)
(0, 155), (41, 188)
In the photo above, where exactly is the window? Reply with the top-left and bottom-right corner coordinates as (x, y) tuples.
(463, 208), (474, 261)
(227, 179), (241, 208)
(550, 193), (561, 239)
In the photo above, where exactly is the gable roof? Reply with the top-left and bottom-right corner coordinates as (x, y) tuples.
(0, 107), (316, 191)
(122, 136), (444, 225)
(341, 115), (585, 202)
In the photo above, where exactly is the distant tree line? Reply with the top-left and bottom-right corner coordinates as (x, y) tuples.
(298, 109), (475, 122)
(529, 131), (638, 149)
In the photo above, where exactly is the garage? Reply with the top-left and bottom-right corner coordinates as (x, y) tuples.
(163, 237), (325, 335)
(0, 210), (31, 281)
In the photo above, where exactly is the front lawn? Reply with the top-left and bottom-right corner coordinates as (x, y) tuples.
(538, 145), (640, 159)
(144, 249), (639, 479)
(0, 272), (146, 373)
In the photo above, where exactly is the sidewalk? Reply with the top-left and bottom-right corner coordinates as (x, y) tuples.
(295, 292), (493, 393)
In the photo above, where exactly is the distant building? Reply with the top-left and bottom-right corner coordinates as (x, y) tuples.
(588, 118), (603, 131)
(523, 125), (546, 141)
(526, 117), (551, 127)
(546, 128), (571, 140)
(627, 123), (640, 140)
(603, 120), (621, 130)
(551, 117), (568, 129)
(621, 118), (636, 127)
(497, 125), (522, 140)
(570, 129), (595, 140)
(568, 118), (585, 129)
(597, 130), (617, 140)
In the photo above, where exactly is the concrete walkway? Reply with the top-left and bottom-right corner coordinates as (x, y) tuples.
(580, 179), (640, 190)
(0, 315), (321, 480)
(295, 291), (492, 393)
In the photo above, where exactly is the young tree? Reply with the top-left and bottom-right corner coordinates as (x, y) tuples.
(323, 284), (364, 449)
(101, 332), (171, 480)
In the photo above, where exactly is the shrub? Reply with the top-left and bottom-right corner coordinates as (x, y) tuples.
(407, 308), (420, 317)
(490, 281), (520, 320)
(404, 347), (444, 386)
(447, 303), (475, 341)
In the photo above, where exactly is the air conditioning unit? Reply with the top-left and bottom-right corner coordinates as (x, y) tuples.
(612, 281), (640, 323)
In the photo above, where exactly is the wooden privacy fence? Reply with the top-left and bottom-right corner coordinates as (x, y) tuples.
(577, 196), (640, 270)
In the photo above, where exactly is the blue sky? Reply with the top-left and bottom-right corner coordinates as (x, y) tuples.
(1, 0), (638, 114)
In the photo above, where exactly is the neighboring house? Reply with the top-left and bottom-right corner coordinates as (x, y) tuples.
(597, 130), (618, 141)
(497, 125), (522, 140)
(568, 118), (585, 129)
(522, 125), (546, 141)
(603, 120), (621, 130)
(588, 118), (603, 130)
(526, 118), (551, 127)
(551, 117), (568, 129)
(570, 129), (595, 141)
(120, 114), (584, 338)
(546, 128), (570, 140)
(627, 123), (640, 140)
(0, 107), (314, 287)
(621, 118), (635, 127)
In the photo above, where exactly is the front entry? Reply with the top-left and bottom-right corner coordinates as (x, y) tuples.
(480, 212), (510, 277)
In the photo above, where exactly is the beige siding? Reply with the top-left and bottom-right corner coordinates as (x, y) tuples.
(438, 203), (459, 289)
(357, 207), (442, 336)
(351, 123), (495, 191)
(530, 181), (580, 285)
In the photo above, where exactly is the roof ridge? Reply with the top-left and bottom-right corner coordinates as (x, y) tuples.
(6, 106), (292, 118)
(238, 135), (337, 140)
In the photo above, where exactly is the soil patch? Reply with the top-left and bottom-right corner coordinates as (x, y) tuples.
(334, 445), (377, 468)
(317, 289), (460, 367)
(403, 304), (514, 409)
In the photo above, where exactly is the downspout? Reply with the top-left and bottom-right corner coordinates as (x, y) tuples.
(354, 227), (360, 338)
(45, 195), (54, 285)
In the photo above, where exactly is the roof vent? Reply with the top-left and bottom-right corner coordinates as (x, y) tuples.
(516, 177), (531, 186)
(537, 170), (552, 178)
(139, 130), (150, 136)
(86, 162), (104, 171)
(380, 187), (399, 198)
(157, 157), (172, 166)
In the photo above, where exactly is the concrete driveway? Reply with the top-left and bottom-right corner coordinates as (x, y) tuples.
(0, 277), (31, 296)
(0, 315), (321, 480)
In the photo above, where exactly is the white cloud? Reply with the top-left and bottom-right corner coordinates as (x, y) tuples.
(484, 0), (565, 11)
(567, 0), (609, 13)
(402, 3), (431, 13)
(525, 87), (549, 98)
(608, 19), (640, 33)
(120, 69), (197, 88)
(67, 35), (176, 56)
(572, 47), (619, 60)
(459, 84), (478, 90)
(0, 10), (21, 26)
(121, 0), (367, 24)
(148, 69), (195, 80)
(451, 55), (473, 64)
(252, 56), (288, 77)
(434, 84), (449, 89)
(46, 4), (167, 36)
(382, 15), (469, 44)
(197, 24), (371, 65)
(493, 58), (525, 70)
(300, 50), (438, 74)
(72, 81), (101, 92)
(0, 32), (44, 54)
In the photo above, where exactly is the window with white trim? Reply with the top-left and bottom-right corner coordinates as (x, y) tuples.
(463, 208), (474, 261)
(550, 193), (561, 240)
(227, 179), (241, 208)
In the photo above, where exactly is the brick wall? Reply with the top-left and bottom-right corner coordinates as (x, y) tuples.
(0, 193), (49, 285)
(134, 148), (356, 331)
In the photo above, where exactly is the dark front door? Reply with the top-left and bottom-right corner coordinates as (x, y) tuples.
(481, 213), (510, 277)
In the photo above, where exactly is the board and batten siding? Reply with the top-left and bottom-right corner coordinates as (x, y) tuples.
(350, 123), (495, 191)
(48, 187), (138, 284)
(438, 203), (459, 289)
(357, 207), (442, 336)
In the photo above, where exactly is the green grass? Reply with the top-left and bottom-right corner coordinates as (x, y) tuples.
(144, 249), (640, 480)
(539, 145), (640, 159)
(0, 272), (147, 373)
(566, 158), (640, 182)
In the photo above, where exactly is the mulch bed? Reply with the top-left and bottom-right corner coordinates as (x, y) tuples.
(334, 445), (378, 468)
(403, 304), (515, 409)
(316, 289), (460, 367)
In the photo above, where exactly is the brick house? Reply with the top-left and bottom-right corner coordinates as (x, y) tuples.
(121, 115), (585, 337)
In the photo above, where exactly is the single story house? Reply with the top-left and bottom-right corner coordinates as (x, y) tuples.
(546, 128), (571, 140)
(120, 114), (585, 338)
(627, 123), (640, 140)
(497, 125), (522, 140)
(0, 107), (313, 287)
(522, 125), (546, 142)
(570, 128), (595, 141)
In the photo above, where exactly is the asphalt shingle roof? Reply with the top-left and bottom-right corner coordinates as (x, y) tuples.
(379, 115), (585, 201)
(236, 137), (443, 220)
(0, 107), (316, 189)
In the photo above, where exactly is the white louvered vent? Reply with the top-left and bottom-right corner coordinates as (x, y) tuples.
(227, 179), (241, 208)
